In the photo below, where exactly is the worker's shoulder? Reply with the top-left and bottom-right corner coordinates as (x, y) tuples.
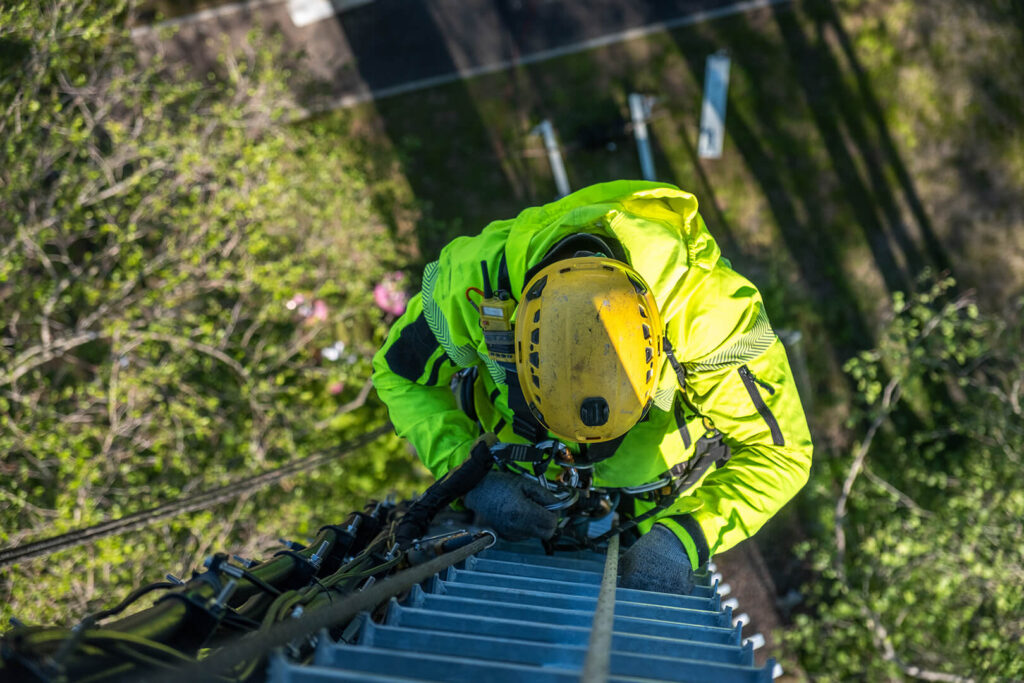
(439, 219), (510, 259)
(667, 262), (769, 359)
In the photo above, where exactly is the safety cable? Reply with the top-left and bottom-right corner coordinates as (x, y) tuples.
(162, 532), (496, 683)
(580, 532), (620, 683)
(0, 424), (392, 569)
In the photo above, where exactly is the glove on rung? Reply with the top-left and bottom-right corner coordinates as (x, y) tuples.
(618, 523), (695, 595)
(464, 471), (560, 541)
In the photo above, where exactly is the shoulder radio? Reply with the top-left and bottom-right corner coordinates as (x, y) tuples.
(478, 260), (517, 370)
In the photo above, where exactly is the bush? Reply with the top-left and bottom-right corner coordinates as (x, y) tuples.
(786, 276), (1024, 680)
(0, 1), (424, 626)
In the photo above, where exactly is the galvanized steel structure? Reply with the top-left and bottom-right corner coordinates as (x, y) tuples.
(270, 538), (777, 682)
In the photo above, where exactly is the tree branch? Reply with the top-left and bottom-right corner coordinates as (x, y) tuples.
(0, 332), (100, 388)
(864, 607), (974, 683)
(314, 378), (375, 430)
(834, 377), (901, 567)
(863, 465), (934, 517)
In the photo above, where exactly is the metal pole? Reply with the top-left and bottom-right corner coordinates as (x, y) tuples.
(533, 119), (572, 197)
(629, 93), (657, 181)
(580, 532), (620, 683)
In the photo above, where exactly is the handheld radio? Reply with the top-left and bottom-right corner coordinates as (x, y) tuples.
(478, 260), (516, 370)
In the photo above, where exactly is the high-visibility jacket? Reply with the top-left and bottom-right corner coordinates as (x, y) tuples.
(372, 180), (813, 568)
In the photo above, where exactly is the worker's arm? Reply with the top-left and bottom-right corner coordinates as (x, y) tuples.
(655, 267), (814, 569)
(371, 293), (480, 478)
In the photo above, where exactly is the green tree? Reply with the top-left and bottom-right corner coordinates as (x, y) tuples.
(0, 1), (424, 627)
(786, 277), (1024, 680)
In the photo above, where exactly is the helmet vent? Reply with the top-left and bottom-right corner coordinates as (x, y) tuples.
(531, 374), (540, 388)
(638, 305), (648, 319)
(533, 310), (541, 323)
(525, 275), (548, 301)
(646, 369), (653, 382)
(645, 347), (653, 364)
(642, 324), (651, 340)
(529, 351), (540, 368)
(531, 328), (540, 344)
(626, 273), (646, 294)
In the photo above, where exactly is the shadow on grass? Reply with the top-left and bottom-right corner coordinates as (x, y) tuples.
(332, 3), (527, 261)
(669, 0), (954, 362)
(668, 9), (873, 362)
(808, 0), (951, 277)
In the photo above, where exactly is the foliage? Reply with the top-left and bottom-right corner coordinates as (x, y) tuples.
(0, 1), (424, 627)
(785, 276), (1024, 680)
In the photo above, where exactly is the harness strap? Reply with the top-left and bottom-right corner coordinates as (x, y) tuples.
(578, 432), (627, 466)
(489, 442), (551, 464)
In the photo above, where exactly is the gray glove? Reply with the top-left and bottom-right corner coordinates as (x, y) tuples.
(618, 524), (695, 595)
(463, 471), (560, 541)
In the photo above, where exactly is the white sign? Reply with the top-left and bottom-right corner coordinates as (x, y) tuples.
(698, 51), (732, 159)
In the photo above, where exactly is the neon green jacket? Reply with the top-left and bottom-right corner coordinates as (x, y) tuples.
(372, 180), (813, 567)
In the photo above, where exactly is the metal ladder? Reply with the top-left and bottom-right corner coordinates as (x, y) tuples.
(269, 539), (777, 682)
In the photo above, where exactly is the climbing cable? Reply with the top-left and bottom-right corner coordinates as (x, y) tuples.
(580, 531), (620, 683)
(0, 424), (392, 568)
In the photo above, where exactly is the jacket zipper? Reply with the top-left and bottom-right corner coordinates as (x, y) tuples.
(738, 365), (785, 446)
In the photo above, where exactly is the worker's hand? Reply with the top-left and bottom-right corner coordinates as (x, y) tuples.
(463, 471), (560, 541)
(618, 524), (695, 595)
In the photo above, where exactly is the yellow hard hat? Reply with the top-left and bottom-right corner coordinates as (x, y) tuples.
(515, 256), (663, 443)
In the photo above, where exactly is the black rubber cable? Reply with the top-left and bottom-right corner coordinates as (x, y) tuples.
(394, 439), (495, 547)
(91, 581), (177, 622)
(0, 424), (391, 568)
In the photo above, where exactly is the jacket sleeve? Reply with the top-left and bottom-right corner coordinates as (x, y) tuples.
(371, 293), (480, 478)
(655, 265), (813, 568)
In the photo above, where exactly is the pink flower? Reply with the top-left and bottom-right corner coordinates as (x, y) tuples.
(328, 381), (345, 395)
(311, 299), (328, 322)
(373, 272), (409, 316)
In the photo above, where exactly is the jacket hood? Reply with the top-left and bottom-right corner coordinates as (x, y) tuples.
(502, 180), (722, 324)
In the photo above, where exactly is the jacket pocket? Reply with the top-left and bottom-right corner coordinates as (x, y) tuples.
(738, 365), (785, 446)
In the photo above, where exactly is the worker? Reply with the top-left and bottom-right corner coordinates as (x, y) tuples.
(372, 181), (813, 594)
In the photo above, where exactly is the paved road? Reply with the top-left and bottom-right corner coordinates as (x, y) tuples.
(136, 0), (782, 108)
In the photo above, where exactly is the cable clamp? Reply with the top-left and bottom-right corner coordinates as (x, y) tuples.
(382, 542), (400, 562)
(309, 541), (330, 569)
(232, 554), (257, 568)
(207, 579), (238, 617)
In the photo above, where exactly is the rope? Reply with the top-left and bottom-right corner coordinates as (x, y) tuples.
(580, 532), (619, 683)
(0, 424), (392, 568)
(168, 532), (496, 683)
